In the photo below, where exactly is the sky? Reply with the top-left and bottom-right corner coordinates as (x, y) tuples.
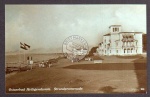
(5, 4), (146, 52)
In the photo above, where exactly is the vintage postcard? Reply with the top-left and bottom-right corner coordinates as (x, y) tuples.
(5, 4), (147, 94)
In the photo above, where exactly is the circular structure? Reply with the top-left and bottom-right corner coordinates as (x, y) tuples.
(62, 35), (89, 62)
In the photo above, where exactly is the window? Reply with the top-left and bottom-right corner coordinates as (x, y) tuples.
(105, 50), (106, 54)
(116, 42), (118, 46)
(113, 27), (119, 32)
(127, 49), (129, 53)
(109, 40), (111, 43)
(116, 50), (118, 53)
(115, 28), (117, 32)
(110, 50), (111, 53)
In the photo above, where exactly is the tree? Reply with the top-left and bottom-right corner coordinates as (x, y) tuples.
(86, 46), (98, 57)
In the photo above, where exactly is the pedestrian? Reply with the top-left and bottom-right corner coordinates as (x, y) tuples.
(42, 60), (44, 67)
(27, 56), (29, 65)
(49, 62), (52, 68)
(39, 63), (42, 67)
(30, 58), (33, 70)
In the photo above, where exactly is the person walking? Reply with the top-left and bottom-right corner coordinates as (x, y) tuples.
(49, 62), (52, 68)
(30, 57), (33, 70)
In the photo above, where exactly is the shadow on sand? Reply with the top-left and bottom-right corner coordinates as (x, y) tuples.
(63, 63), (146, 70)
(132, 57), (147, 93)
(99, 86), (116, 93)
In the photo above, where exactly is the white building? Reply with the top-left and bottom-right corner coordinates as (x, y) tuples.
(97, 25), (143, 56)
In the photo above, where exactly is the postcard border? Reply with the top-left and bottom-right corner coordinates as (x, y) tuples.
(1, 0), (149, 97)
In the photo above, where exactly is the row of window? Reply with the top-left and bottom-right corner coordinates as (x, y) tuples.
(123, 42), (138, 46)
(104, 39), (111, 43)
(103, 42), (138, 47)
(124, 49), (138, 53)
(104, 49), (138, 54)
(112, 27), (119, 32)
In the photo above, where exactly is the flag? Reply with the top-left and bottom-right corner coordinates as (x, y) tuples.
(20, 42), (27, 50)
(24, 43), (30, 49)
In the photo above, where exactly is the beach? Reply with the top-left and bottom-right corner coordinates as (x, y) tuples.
(5, 53), (147, 93)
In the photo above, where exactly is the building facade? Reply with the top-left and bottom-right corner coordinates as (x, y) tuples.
(97, 25), (143, 56)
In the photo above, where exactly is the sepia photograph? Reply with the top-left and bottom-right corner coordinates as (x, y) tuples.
(5, 4), (147, 94)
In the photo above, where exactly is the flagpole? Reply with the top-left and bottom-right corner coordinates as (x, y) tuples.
(19, 42), (21, 71)
(24, 43), (31, 69)
(30, 48), (32, 70)
(19, 32), (20, 69)
(19, 30), (21, 70)
(24, 46), (25, 66)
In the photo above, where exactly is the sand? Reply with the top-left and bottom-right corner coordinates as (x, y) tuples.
(5, 54), (147, 94)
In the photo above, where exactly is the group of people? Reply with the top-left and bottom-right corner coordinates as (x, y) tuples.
(71, 57), (80, 63)
(39, 61), (52, 68)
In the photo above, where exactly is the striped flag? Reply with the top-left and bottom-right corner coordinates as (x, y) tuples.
(20, 42), (27, 50)
(24, 43), (30, 49)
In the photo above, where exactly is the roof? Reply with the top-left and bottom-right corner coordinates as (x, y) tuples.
(103, 32), (142, 37)
(103, 33), (110, 36)
(119, 32), (143, 34)
(109, 25), (121, 28)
